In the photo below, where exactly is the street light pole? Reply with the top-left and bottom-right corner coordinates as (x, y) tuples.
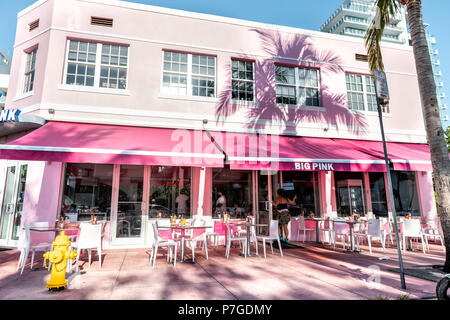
(374, 85), (407, 290)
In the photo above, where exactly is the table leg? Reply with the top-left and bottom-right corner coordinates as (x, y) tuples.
(315, 221), (320, 243)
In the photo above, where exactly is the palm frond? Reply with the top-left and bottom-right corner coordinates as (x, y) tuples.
(365, 0), (400, 72)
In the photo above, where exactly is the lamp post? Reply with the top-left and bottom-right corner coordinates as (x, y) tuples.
(373, 70), (406, 290)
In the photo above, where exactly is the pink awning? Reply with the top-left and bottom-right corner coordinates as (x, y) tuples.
(208, 132), (387, 172)
(0, 122), (224, 167)
(335, 139), (433, 171)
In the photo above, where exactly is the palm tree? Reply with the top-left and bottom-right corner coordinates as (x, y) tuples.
(366, 0), (450, 271)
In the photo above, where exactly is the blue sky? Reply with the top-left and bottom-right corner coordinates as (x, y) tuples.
(0, 0), (448, 127)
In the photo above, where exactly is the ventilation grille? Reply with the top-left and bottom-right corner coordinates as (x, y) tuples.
(91, 17), (113, 27)
(29, 19), (39, 31)
(355, 54), (369, 62)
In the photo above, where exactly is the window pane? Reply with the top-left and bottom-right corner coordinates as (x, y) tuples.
(150, 166), (191, 218)
(62, 164), (113, 222)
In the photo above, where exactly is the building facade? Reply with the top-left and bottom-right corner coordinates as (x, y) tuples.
(320, 0), (409, 45)
(0, 0), (437, 249)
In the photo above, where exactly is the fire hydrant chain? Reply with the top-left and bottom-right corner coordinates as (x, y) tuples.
(43, 231), (77, 291)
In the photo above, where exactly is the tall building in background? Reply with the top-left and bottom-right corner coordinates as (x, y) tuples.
(321, 0), (448, 127)
(422, 24), (448, 126)
(320, 0), (409, 45)
(0, 50), (10, 110)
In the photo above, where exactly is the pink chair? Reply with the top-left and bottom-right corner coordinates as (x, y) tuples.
(186, 219), (208, 262)
(332, 220), (351, 250)
(297, 216), (316, 242)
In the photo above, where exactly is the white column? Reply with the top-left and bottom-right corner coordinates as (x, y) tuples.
(196, 167), (206, 217)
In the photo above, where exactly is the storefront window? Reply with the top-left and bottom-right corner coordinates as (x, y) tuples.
(62, 163), (113, 221)
(280, 171), (319, 217)
(369, 172), (388, 216)
(334, 172), (366, 217)
(150, 166), (191, 218)
(391, 171), (420, 216)
(212, 169), (253, 218)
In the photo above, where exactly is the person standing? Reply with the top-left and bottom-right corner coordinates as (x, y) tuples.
(215, 191), (227, 214)
(273, 189), (296, 243)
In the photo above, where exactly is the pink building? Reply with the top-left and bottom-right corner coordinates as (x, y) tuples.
(0, 0), (436, 249)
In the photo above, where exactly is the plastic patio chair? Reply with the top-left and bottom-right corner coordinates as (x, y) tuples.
(256, 219), (283, 258)
(297, 216), (316, 242)
(401, 219), (426, 253)
(225, 222), (247, 259)
(150, 222), (178, 267)
(17, 221), (53, 275)
(332, 220), (350, 250)
(72, 223), (103, 272)
(355, 219), (386, 254)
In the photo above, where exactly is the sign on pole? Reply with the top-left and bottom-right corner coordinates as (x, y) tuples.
(374, 70), (390, 101)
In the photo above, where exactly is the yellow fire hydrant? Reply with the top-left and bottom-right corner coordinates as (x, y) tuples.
(43, 231), (77, 291)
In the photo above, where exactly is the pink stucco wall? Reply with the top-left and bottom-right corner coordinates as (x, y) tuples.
(18, 161), (63, 247)
(6, 0), (426, 144)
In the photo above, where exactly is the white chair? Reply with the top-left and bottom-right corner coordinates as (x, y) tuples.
(355, 219), (386, 254)
(401, 219), (426, 253)
(225, 222), (247, 259)
(205, 220), (221, 247)
(332, 220), (350, 250)
(17, 222), (53, 275)
(297, 216), (315, 242)
(72, 223), (102, 272)
(186, 219), (209, 262)
(256, 220), (283, 258)
(422, 218), (445, 252)
(319, 218), (333, 244)
(150, 222), (178, 267)
(380, 217), (395, 247)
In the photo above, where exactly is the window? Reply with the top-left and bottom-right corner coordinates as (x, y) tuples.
(369, 172), (388, 216)
(61, 164), (113, 222)
(100, 44), (128, 89)
(162, 51), (216, 97)
(391, 171), (420, 216)
(231, 60), (254, 102)
(346, 73), (388, 112)
(212, 168), (253, 218)
(23, 49), (37, 93)
(150, 166), (191, 218)
(64, 39), (128, 90)
(275, 65), (320, 107)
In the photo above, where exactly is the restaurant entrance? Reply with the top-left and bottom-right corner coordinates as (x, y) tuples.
(111, 165), (149, 246)
(0, 161), (27, 248)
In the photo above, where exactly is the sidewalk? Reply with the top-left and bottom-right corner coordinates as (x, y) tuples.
(0, 240), (444, 300)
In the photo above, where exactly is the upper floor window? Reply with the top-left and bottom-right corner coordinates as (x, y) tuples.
(275, 65), (320, 107)
(162, 51), (216, 97)
(64, 40), (128, 90)
(231, 60), (254, 102)
(346, 73), (388, 112)
(23, 48), (37, 93)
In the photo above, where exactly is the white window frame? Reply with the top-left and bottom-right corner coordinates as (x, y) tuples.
(275, 65), (322, 108)
(62, 39), (130, 91)
(160, 51), (217, 99)
(346, 73), (390, 114)
(230, 59), (256, 103)
(23, 48), (37, 94)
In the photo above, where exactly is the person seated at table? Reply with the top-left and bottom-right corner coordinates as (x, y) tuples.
(233, 202), (243, 218)
(273, 189), (296, 243)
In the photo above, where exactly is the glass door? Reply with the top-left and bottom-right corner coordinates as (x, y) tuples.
(0, 163), (27, 247)
(336, 179), (366, 217)
(0, 166), (17, 242)
(111, 165), (148, 245)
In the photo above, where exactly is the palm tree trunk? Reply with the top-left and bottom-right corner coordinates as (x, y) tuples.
(406, 0), (450, 272)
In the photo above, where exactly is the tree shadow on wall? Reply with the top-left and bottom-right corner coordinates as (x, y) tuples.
(215, 28), (369, 136)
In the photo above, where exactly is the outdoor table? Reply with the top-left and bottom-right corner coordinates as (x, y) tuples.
(304, 217), (327, 243)
(157, 225), (211, 264)
(343, 220), (362, 253)
(27, 226), (81, 271)
(229, 222), (268, 258)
